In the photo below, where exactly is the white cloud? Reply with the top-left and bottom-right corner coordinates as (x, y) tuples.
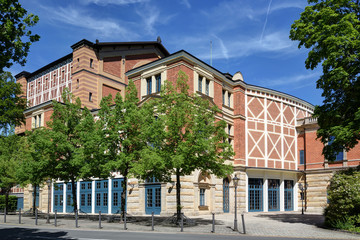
(41, 6), (139, 40)
(260, 71), (321, 88)
(81, 0), (148, 6)
(180, 0), (191, 9)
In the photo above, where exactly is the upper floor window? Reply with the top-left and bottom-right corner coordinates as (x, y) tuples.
(146, 77), (152, 95)
(89, 92), (93, 102)
(228, 93), (231, 107)
(299, 150), (304, 165)
(198, 76), (203, 92)
(32, 114), (42, 129)
(222, 90), (225, 105)
(155, 74), (161, 92)
(90, 58), (94, 68)
(205, 79), (210, 96)
(328, 136), (344, 161)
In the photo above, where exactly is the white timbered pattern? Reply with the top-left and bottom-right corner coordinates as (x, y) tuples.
(246, 89), (312, 170)
(27, 59), (72, 108)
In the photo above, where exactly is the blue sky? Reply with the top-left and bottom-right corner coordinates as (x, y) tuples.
(9, 0), (323, 106)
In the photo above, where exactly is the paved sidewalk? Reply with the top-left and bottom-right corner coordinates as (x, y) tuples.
(1, 212), (358, 239)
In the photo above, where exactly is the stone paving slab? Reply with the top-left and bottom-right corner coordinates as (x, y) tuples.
(1, 212), (359, 239)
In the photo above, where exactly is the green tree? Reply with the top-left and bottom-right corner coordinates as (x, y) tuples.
(96, 81), (149, 217)
(0, 72), (27, 133)
(16, 128), (53, 214)
(290, 0), (360, 160)
(0, 0), (40, 71)
(136, 71), (234, 221)
(46, 89), (95, 213)
(0, 134), (27, 212)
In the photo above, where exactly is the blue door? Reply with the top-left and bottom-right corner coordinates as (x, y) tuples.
(112, 178), (125, 214)
(268, 179), (280, 211)
(145, 184), (161, 215)
(284, 180), (294, 211)
(17, 197), (24, 210)
(95, 180), (108, 213)
(32, 186), (39, 208)
(66, 183), (74, 213)
(223, 178), (230, 213)
(248, 178), (263, 212)
(53, 183), (64, 213)
(79, 181), (92, 213)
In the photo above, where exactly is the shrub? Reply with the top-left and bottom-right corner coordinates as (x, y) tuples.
(0, 195), (18, 212)
(325, 166), (360, 232)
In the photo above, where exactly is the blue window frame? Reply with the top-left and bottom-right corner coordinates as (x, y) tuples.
(155, 74), (161, 92)
(66, 183), (74, 213)
(112, 178), (125, 214)
(248, 178), (263, 212)
(32, 186), (39, 208)
(284, 180), (293, 211)
(79, 181), (92, 213)
(299, 150), (304, 165)
(268, 179), (280, 211)
(53, 183), (64, 213)
(17, 197), (24, 210)
(95, 179), (109, 213)
(145, 184), (161, 215)
(198, 76), (203, 92)
(146, 77), (152, 95)
(200, 189), (205, 206)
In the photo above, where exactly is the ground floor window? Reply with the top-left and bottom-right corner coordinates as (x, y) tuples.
(284, 180), (294, 211)
(200, 188), (205, 206)
(268, 179), (280, 211)
(248, 178), (263, 211)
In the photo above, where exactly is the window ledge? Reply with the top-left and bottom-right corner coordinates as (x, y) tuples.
(198, 205), (209, 210)
(222, 104), (234, 111)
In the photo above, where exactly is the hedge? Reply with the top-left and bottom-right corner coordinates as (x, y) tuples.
(0, 195), (18, 212)
(325, 166), (360, 232)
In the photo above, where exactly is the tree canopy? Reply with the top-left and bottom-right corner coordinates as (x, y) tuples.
(0, 72), (27, 133)
(290, 0), (360, 160)
(46, 89), (95, 213)
(95, 81), (149, 216)
(0, 0), (40, 72)
(136, 70), (234, 220)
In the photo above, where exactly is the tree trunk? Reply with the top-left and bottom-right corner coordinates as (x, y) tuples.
(71, 179), (77, 213)
(121, 175), (127, 219)
(32, 184), (37, 215)
(176, 168), (181, 222)
(5, 190), (9, 215)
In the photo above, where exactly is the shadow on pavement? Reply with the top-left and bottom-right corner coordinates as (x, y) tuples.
(0, 227), (71, 240)
(256, 213), (325, 227)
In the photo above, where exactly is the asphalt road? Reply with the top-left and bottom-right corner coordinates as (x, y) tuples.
(0, 224), (349, 240)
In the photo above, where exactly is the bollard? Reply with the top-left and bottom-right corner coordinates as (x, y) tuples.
(99, 211), (102, 229)
(180, 213), (184, 232)
(151, 212), (154, 231)
(124, 212), (127, 230)
(211, 213), (215, 233)
(19, 208), (21, 224)
(55, 210), (57, 227)
(241, 213), (246, 234)
(75, 209), (78, 228)
(4, 207), (6, 223)
(35, 209), (38, 225)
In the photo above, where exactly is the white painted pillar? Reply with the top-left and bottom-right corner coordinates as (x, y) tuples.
(77, 181), (80, 210)
(91, 181), (95, 214)
(62, 183), (66, 213)
(51, 182), (54, 213)
(280, 174), (284, 211)
(108, 178), (112, 214)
